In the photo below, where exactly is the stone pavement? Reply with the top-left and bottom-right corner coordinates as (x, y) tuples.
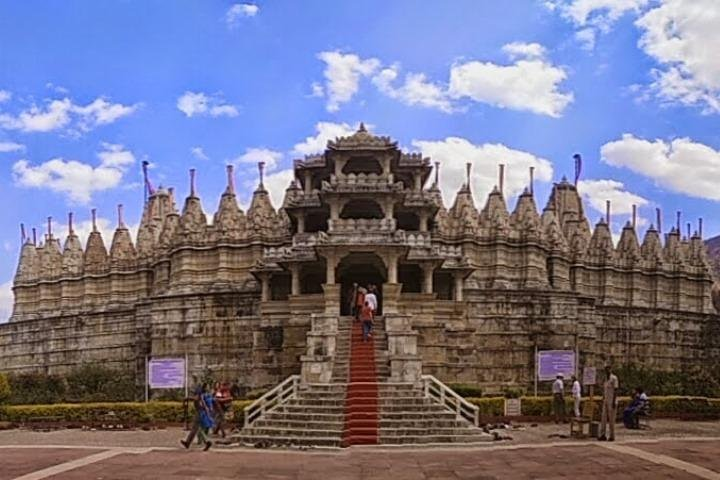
(0, 421), (719, 479)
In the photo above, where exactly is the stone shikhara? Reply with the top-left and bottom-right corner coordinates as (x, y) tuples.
(1, 124), (718, 394)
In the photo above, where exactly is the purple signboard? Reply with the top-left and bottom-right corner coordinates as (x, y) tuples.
(537, 350), (575, 381)
(149, 358), (185, 389)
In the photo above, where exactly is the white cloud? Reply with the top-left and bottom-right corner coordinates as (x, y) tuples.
(176, 91), (240, 118)
(636, 0), (720, 113)
(372, 66), (455, 113)
(233, 147), (283, 172)
(316, 51), (381, 112)
(502, 42), (547, 60)
(448, 58), (572, 118)
(0, 96), (138, 133)
(601, 133), (720, 201)
(12, 143), (137, 204)
(309, 82), (324, 98)
(547, 0), (650, 49)
(264, 169), (295, 208)
(191, 146), (209, 161)
(411, 137), (554, 207)
(577, 179), (649, 218)
(292, 121), (358, 156)
(0, 90), (11, 103)
(0, 141), (25, 153)
(226, 3), (259, 26)
(0, 280), (13, 322)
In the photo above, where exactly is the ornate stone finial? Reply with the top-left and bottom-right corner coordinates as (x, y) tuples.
(498, 164), (505, 196)
(434, 161), (440, 186)
(687, 222), (691, 240)
(189, 169), (197, 197)
(465, 162), (471, 187)
(676, 210), (681, 232)
(656, 207), (662, 234)
(47, 216), (53, 239)
(606, 200), (611, 225)
(91, 208), (98, 232)
(68, 212), (74, 235)
(529, 166), (535, 195)
(358, 122), (367, 133)
(699, 217), (703, 238)
(117, 204), (125, 228)
(32, 228), (37, 245)
(632, 204), (637, 229)
(258, 161), (265, 189)
(20, 223), (26, 243)
(226, 164), (235, 194)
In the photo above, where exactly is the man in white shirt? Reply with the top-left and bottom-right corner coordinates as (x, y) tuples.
(599, 365), (619, 441)
(571, 375), (581, 418)
(364, 285), (378, 313)
(552, 374), (565, 424)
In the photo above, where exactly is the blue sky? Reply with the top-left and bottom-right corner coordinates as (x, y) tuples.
(1, 0), (719, 319)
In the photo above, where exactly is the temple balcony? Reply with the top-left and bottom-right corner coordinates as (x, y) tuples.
(321, 173), (404, 194)
(402, 190), (442, 209)
(328, 218), (396, 233)
(283, 190), (322, 210)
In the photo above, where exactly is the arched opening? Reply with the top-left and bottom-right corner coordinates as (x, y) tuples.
(300, 260), (326, 294)
(343, 156), (383, 175)
(395, 209), (420, 231)
(270, 273), (291, 300)
(336, 252), (387, 315)
(305, 208), (329, 233)
(340, 199), (384, 219)
(399, 263), (422, 293)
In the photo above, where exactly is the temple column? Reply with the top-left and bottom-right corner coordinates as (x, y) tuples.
(419, 212), (428, 232)
(290, 264), (300, 296)
(422, 264), (434, 294)
(259, 273), (271, 301)
(454, 272), (464, 301)
(325, 252), (337, 284)
(304, 170), (312, 194)
(384, 199), (394, 220)
(329, 201), (340, 221)
(297, 214), (305, 234)
(387, 253), (398, 284)
(414, 173), (422, 191)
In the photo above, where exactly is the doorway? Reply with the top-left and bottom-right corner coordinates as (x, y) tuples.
(336, 252), (387, 315)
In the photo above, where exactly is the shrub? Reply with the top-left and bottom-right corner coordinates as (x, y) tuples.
(65, 364), (136, 403)
(0, 373), (10, 404)
(447, 384), (483, 398)
(614, 364), (720, 398)
(467, 397), (504, 416)
(8, 372), (66, 405)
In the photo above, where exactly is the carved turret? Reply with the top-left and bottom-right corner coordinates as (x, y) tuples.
(510, 188), (541, 240)
(15, 237), (39, 283)
(84, 209), (109, 273)
(446, 164), (480, 237)
(61, 213), (84, 276)
(541, 208), (569, 254)
(615, 221), (640, 267)
(641, 225), (663, 267)
(587, 218), (614, 264)
(109, 205), (137, 269)
(177, 169), (209, 244)
(213, 165), (246, 240)
(38, 217), (62, 279)
(480, 186), (510, 235)
(547, 178), (591, 258)
(663, 227), (684, 264)
(137, 188), (174, 259)
(247, 162), (280, 238)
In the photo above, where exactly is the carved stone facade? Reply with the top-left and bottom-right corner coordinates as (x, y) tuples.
(1, 125), (718, 393)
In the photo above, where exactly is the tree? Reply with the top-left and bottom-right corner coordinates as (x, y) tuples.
(0, 372), (10, 404)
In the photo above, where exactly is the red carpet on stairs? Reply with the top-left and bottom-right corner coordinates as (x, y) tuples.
(341, 320), (379, 447)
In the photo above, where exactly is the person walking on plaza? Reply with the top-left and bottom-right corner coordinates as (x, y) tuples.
(598, 365), (619, 441)
(571, 375), (582, 418)
(552, 374), (566, 423)
(213, 382), (233, 438)
(359, 300), (374, 342)
(181, 383), (214, 451)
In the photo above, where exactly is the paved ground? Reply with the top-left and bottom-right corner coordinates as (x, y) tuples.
(0, 421), (718, 479)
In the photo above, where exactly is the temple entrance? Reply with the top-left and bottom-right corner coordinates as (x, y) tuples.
(336, 252), (387, 316)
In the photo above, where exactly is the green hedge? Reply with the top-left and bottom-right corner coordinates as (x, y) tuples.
(467, 396), (720, 418)
(0, 400), (253, 425)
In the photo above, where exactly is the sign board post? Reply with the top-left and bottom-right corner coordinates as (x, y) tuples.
(146, 358), (187, 402)
(537, 350), (576, 381)
(583, 366), (597, 421)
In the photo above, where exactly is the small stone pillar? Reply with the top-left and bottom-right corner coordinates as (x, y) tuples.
(387, 253), (398, 284)
(300, 313), (338, 383)
(422, 264), (434, 294)
(419, 212), (429, 232)
(454, 273), (464, 301)
(304, 170), (312, 194)
(385, 313), (422, 383)
(290, 264), (300, 296)
(322, 283), (340, 315)
(258, 273), (271, 301)
(297, 214), (305, 234)
(414, 173), (422, 191)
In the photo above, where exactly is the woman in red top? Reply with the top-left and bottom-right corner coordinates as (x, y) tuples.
(355, 286), (367, 321)
(359, 300), (374, 341)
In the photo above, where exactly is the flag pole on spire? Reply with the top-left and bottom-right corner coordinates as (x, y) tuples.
(573, 153), (582, 186)
(142, 161), (154, 204)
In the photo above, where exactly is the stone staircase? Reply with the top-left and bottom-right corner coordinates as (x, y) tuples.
(231, 315), (490, 448)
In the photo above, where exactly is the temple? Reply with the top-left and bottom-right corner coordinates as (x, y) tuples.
(1, 125), (718, 395)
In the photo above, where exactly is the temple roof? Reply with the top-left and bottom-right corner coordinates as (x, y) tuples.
(327, 123), (398, 151)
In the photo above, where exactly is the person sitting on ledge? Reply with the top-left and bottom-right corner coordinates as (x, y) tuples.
(623, 387), (649, 429)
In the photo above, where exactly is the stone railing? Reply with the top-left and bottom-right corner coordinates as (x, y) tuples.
(263, 245), (316, 262)
(322, 173), (403, 192)
(244, 374), (300, 427)
(422, 375), (479, 426)
(405, 232), (432, 248)
(328, 218), (396, 233)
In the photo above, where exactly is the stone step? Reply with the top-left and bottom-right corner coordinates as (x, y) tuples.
(277, 405), (346, 414)
(245, 427), (340, 438)
(378, 434), (491, 445)
(232, 435), (342, 448)
(253, 419), (343, 429)
(264, 412), (344, 422)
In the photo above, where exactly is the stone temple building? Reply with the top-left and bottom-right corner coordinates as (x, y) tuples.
(1, 125), (719, 395)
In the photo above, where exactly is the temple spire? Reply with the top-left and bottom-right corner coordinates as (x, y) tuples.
(676, 210), (681, 232)
(699, 218), (703, 238)
(529, 166), (535, 195)
(358, 122), (367, 133)
(434, 161), (440, 187)
(498, 164), (505, 196)
(465, 162), (471, 190)
(117, 204), (125, 228)
(20, 223), (26, 244)
(91, 208), (98, 232)
(606, 200), (611, 225)
(68, 212), (74, 235)
(656, 208), (662, 234)
(47, 216), (53, 239)
(32, 228), (37, 245)
(632, 204), (637, 229)
(226, 164), (235, 194)
(258, 161), (265, 190)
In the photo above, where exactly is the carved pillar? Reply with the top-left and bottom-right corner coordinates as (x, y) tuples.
(297, 214), (305, 234)
(454, 272), (464, 301)
(419, 212), (428, 232)
(290, 264), (300, 296)
(384, 199), (394, 220)
(304, 170), (312, 194)
(387, 253), (398, 284)
(259, 273), (271, 301)
(330, 200), (340, 221)
(422, 264), (434, 294)
(414, 173), (421, 191)
(325, 252), (337, 284)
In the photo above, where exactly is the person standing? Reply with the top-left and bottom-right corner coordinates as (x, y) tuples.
(181, 383), (213, 451)
(571, 375), (582, 418)
(354, 286), (366, 321)
(598, 365), (619, 441)
(552, 374), (566, 423)
(359, 301), (374, 342)
(213, 382), (233, 438)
